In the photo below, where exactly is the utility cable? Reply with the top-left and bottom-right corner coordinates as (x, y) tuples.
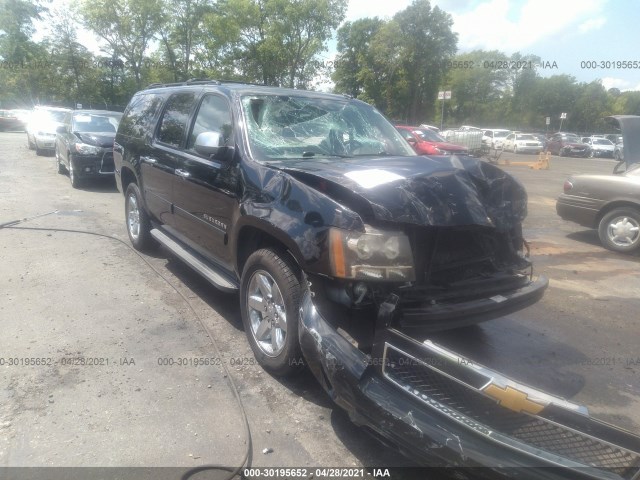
(2, 217), (252, 480)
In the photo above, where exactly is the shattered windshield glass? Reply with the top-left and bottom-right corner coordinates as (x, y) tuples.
(240, 94), (416, 161)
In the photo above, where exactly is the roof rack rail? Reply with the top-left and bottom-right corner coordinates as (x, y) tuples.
(145, 78), (270, 89)
(145, 79), (222, 89)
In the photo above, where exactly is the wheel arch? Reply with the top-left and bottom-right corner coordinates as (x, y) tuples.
(120, 166), (138, 195)
(595, 201), (640, 227)
(234, 222), (306, 278)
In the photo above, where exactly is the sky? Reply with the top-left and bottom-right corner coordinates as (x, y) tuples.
(338, 0), (640, 91)
(38, 0), (640, 92)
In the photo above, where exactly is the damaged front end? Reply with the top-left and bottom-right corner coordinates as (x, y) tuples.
(299, 293), (640, 478)
(289, 158), (640, 477)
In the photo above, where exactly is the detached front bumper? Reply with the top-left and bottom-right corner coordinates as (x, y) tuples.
(299, 290), (640, 479)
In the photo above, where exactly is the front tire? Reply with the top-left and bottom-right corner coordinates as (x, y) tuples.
(27, 134), (35, 150)
(124, 183), (155, 251)
(598, 208), (640, 253)
(240, 248), (304, 376)
(68, 156), (82, 188)
(55, 147), (65, 174)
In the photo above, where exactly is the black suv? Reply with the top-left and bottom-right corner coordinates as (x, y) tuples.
(114, 80), (640, 476)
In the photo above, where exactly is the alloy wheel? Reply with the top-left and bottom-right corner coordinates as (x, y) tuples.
(246, 270), (288, 357)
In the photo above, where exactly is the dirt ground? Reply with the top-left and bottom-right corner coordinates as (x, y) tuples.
(0, 131), (638, 475)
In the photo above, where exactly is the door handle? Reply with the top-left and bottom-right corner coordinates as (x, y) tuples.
(140, 156), (157, 165)
(175, 169), (191, 178)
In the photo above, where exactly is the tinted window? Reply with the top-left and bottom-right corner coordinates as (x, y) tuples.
(73, 113), (122, 133)
(157, 92), (197, 147)
(398, 129), (414, 141)
(187, 94), (233, 151)
(414, 128), (445, 142)
(119, 93), (163, 139)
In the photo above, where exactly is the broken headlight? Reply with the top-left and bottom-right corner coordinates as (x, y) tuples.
(328, 227), (415, 282)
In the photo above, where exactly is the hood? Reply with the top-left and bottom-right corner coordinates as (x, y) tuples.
(33, 121), (62, 134)
(74, 132), (115, 148)
(281, 155), (527, 230)
(606, 115), (640, 167)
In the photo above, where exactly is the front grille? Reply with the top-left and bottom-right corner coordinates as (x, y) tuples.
(383, 345), (640, 478)
(409, 227), (524, 288)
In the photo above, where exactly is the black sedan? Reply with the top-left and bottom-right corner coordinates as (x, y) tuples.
(55, 110), (123, 188)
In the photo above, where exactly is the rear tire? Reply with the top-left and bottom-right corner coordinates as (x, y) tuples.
(124, 182), (156, 251)
(598, 208), (640, 253)
(240, 248), (304, 377)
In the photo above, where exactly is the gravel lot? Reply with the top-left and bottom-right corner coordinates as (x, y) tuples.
(0, 131), (638, 473)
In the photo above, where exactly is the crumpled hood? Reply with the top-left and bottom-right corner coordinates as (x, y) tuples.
(281, 155), (527, 230)
(75, 132), (115, 148)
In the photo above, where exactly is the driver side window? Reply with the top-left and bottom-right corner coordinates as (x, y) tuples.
(187, 94), (233, 154)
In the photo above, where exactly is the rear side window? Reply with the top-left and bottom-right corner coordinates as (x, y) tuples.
(157, 92), (197, 147)
(119, 93), (163, 139)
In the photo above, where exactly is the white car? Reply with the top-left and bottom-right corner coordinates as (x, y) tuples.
(581, 137), (615, 158)
(26, 106), (71, 155)
(502, 132), (544, 154)
(482, 128), (511, 149)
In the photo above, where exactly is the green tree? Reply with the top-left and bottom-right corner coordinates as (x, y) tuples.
(332, 0), (457, 123)
(333, 18), (384, 98)
(204, 0), (346, 87)
(78, 0), (165, 89)
(0, 0), (46, 63)
(444, 50), (510, 125)
(158, 0), (215, 81)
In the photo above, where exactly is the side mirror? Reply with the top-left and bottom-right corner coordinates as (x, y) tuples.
(407, 137), (417, 144)
(194, 131), (222, 157)
(56, 126), (66, 134)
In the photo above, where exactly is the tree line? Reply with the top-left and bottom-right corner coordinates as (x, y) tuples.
(1, 0), (638, 132)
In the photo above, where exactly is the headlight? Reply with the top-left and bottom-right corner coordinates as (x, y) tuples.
(74, 143), (101, 155)
(328, 227), (415, 281)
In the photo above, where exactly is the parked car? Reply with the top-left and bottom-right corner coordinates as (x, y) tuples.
(558, 115), (640, 253)
(606, 133), (623, 144)
(418, 123), (440, 132)
(581, 137), (615, 158)
(502, 132), (544, 154)
(0, 110), (23, 131)
(615, 141), (624, 161)
(531, 133), (549, 151)
(396, 125), (469, 155)
(557, 165), (640, 252)
(26, 106), (71, 155)
(54, 110), (123, 188)
(482, 128), (511, 149)
(545, 132), (590, 157)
